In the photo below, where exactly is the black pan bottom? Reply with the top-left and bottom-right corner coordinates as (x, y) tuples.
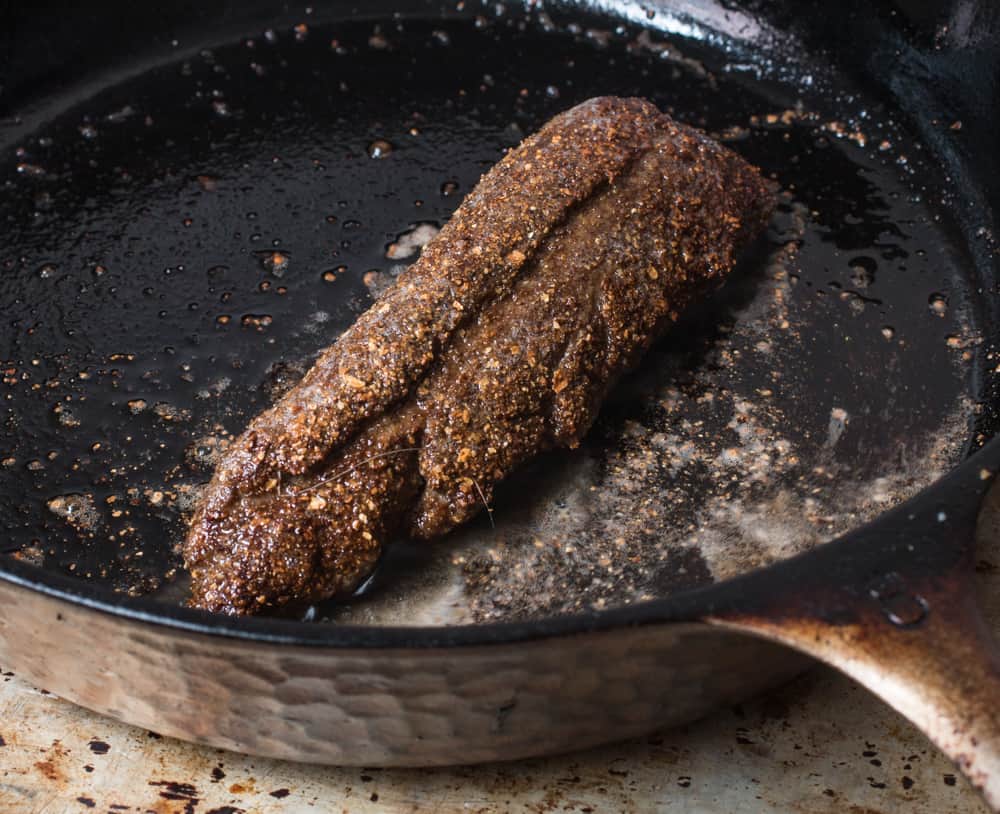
(0, 8), (987, 622)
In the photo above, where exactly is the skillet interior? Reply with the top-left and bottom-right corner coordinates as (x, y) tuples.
(0, 0), (998, 638)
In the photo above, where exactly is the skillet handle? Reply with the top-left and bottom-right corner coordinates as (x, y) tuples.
(706, 453), (1000, 810)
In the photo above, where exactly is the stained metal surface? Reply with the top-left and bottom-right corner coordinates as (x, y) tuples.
(0, 674), (988, 813)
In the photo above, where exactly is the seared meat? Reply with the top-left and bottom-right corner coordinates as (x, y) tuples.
(184, 96), (774, 615)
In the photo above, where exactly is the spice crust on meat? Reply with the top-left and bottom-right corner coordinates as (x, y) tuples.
(184, 96), (775, 615)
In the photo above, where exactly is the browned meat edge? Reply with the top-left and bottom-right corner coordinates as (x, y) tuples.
(184, 96), (775, 615)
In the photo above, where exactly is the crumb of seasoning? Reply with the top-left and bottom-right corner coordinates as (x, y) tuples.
(46, 493), (100, 531)
(185, 435), (230, 470)
(385, 222), (440, 260)
(12, 545), (44, 566)
(241, 313), (273, 330)
(153, 402), (192, 422)
(367, 139), (393, 158)
(53, 403), (81, 428)
(264, 251), (290, 276)
(363, 270), (383, 291)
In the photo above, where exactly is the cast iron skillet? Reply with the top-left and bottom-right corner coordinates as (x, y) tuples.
(1, 0), (1000, 807)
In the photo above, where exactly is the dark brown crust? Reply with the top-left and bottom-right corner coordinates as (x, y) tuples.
(184, 97), (775, 615)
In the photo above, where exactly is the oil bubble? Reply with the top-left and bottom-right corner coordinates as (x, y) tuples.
(848, 256), (877, 288)
(928, 293), (948, 317)
(367, 139), (393, 158)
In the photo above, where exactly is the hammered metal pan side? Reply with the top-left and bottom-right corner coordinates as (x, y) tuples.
(0, 579), (806, 765)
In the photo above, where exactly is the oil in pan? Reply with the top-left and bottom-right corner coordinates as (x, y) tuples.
(0, 8), (983, 623)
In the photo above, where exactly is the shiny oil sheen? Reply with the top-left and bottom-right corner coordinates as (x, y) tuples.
(0, 9), (986, 620)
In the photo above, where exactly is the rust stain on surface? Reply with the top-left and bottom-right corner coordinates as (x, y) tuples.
(148, 780), (201, 814)
(33, 739), (69, 784)
(228, 777), (257, 794)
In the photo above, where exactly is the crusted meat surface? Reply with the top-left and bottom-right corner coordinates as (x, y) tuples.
(184, 96), (775, 615)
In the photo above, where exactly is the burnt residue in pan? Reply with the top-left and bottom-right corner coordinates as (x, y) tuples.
(0, 9), (990, 621)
